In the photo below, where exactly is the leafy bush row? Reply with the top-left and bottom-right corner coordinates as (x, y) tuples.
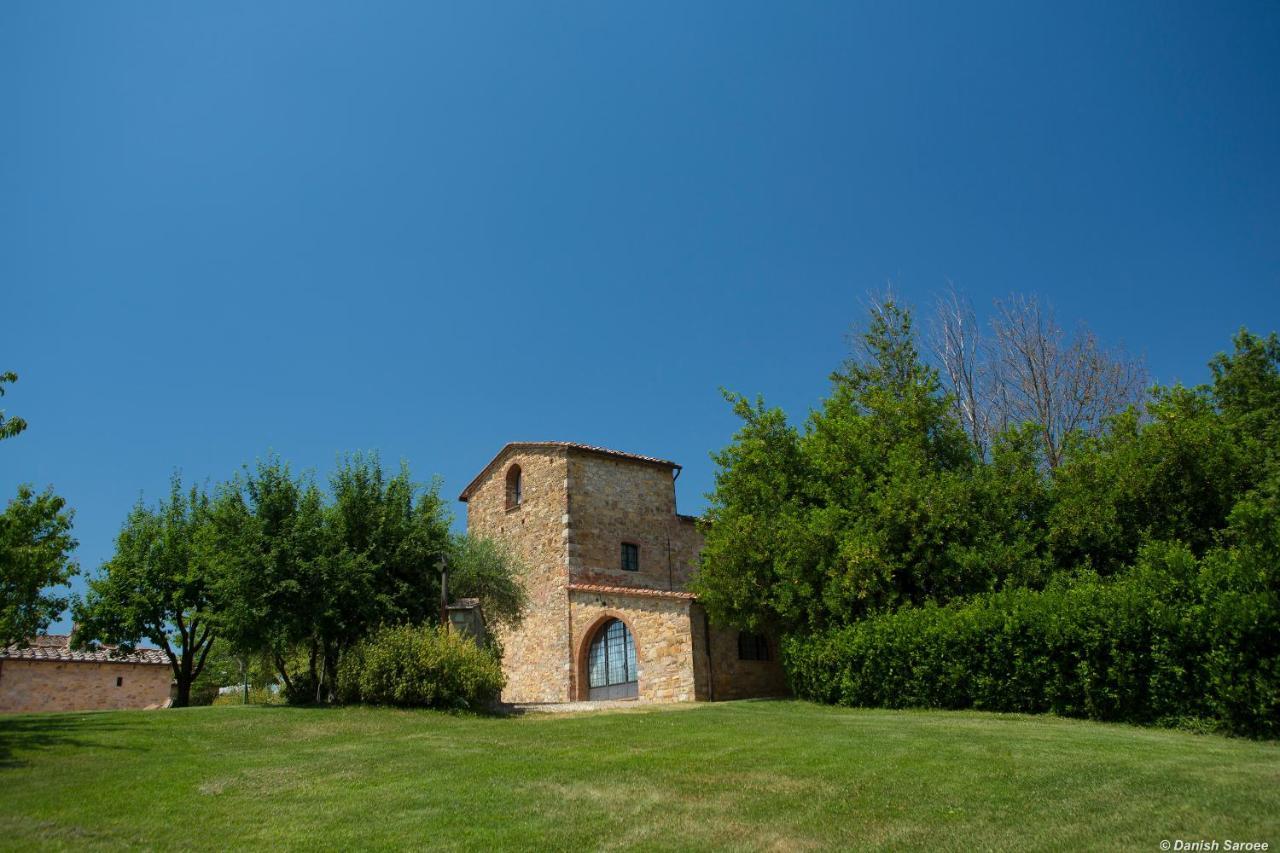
(336, 624), (505, 711)
(783, 524), (1279, 737)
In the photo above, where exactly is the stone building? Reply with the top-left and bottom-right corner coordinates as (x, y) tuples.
(0, 635), (172, 714)
(459, 441), (788, 704)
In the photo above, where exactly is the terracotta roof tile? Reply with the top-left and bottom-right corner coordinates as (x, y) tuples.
(458, 442), (681, 501)
(567, 583), (698, 601)
(1, 635), (170, 666)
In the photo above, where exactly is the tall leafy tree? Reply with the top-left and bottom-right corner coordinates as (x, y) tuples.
(311, 453), (454, 697)
(1048, 330), (1279, 574)
(953, 422), (1053, 591)
(0, 486), (78, 647)
(695, 300), (1015, 633)
(207, 457), (329, 699)
(211, 453), (468, 702)
(1049, 385), (1243, 573)
(0, 370), (78, 647)
(803, 300), (980, 622)
(693, 392), (809, 633)
(74, 477), (218, 706)
(1210, 329), (1280, 475)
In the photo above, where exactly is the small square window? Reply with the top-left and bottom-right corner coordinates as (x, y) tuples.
(621, 542), (639, 572)
(738, 632), (770, 661)
(116, 677), (124, 687)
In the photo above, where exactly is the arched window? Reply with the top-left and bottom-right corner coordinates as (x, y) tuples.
(587, 618), (638, 700)
(505, 464), (522, 509)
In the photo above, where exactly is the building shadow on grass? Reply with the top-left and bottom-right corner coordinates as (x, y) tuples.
(0, 713), (144, 770)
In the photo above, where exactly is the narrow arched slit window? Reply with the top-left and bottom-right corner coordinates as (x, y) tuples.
(505, 464), (523, 510)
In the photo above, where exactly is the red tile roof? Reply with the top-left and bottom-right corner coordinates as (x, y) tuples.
(567, 583), (698, 601)
(458, 442), (681, 501)
(1, 635), (170, 666)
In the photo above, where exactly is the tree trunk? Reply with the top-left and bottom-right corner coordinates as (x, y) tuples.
(173, 643), (194, 708)
(315, 648), (326, 704)
(325, 653), (339, 703)
(274, 652), (294, 693)
(307, 643), (319, 691)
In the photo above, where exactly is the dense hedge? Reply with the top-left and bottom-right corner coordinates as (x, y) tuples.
(783, 539), (1279, 737)
(335, 624), (505, 711)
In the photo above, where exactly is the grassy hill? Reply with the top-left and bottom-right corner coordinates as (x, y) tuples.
(0, 700), (1276, 851)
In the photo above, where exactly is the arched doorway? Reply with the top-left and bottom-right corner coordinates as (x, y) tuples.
(586, 618), (638, 700)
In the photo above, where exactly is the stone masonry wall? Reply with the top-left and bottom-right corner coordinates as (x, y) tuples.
(566, 454), (695, 590)
(0, 660), (172, 713)
(569, 589), (698, 703)
(712, 631), (789, 699)
(668, 514), (703, 590)
(466, 447), (572, 703)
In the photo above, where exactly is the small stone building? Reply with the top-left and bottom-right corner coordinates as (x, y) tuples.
(460, 441), (788, 704)
(0, 635), (172, 714)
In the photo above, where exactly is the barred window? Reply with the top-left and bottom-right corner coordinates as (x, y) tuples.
(620, 542), (639, 572)
(738, 632), (770, 661)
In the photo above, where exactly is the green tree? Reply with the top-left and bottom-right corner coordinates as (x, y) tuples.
(211, 453), (479, 703)
(1048, 330), (1279, 574)
(695, 300), (1026, 633)
(309, 452), (454, 699)
(692, 392), (810, 633)
(74, 477), (218, 707)
(1, 370), (79, 648)
(447, 534), (527, 631)
(1210, 328), (1280, 475)
(952, 423), (1053, 591)
(0, 372), (27, 442)
(1048, 386), (1243, 573)
(0, 486), (78, 647)
(207, 457), (330, 701)
(805, 301), (979, 622)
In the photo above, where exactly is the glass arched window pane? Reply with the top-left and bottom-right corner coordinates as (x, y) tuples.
(588, 632), (608, 688)
(625, 629), (637, 681)
(606, 620), (628, 684)
(586, 619), (638, 699)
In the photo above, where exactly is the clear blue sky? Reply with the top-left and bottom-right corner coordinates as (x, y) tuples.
(3, 3), (1278, 628)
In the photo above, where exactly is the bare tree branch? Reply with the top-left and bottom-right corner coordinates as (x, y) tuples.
(987, 294), (1146, 467)
(929, 283), (990, 456)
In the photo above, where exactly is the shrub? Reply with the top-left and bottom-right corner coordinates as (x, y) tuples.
(784, 538), (1278, 737)
(1195, 482), (1280, 737)
(336, 624), (504, 711)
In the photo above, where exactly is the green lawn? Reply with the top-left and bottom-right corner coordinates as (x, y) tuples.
(0, 701), (1276, 851)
